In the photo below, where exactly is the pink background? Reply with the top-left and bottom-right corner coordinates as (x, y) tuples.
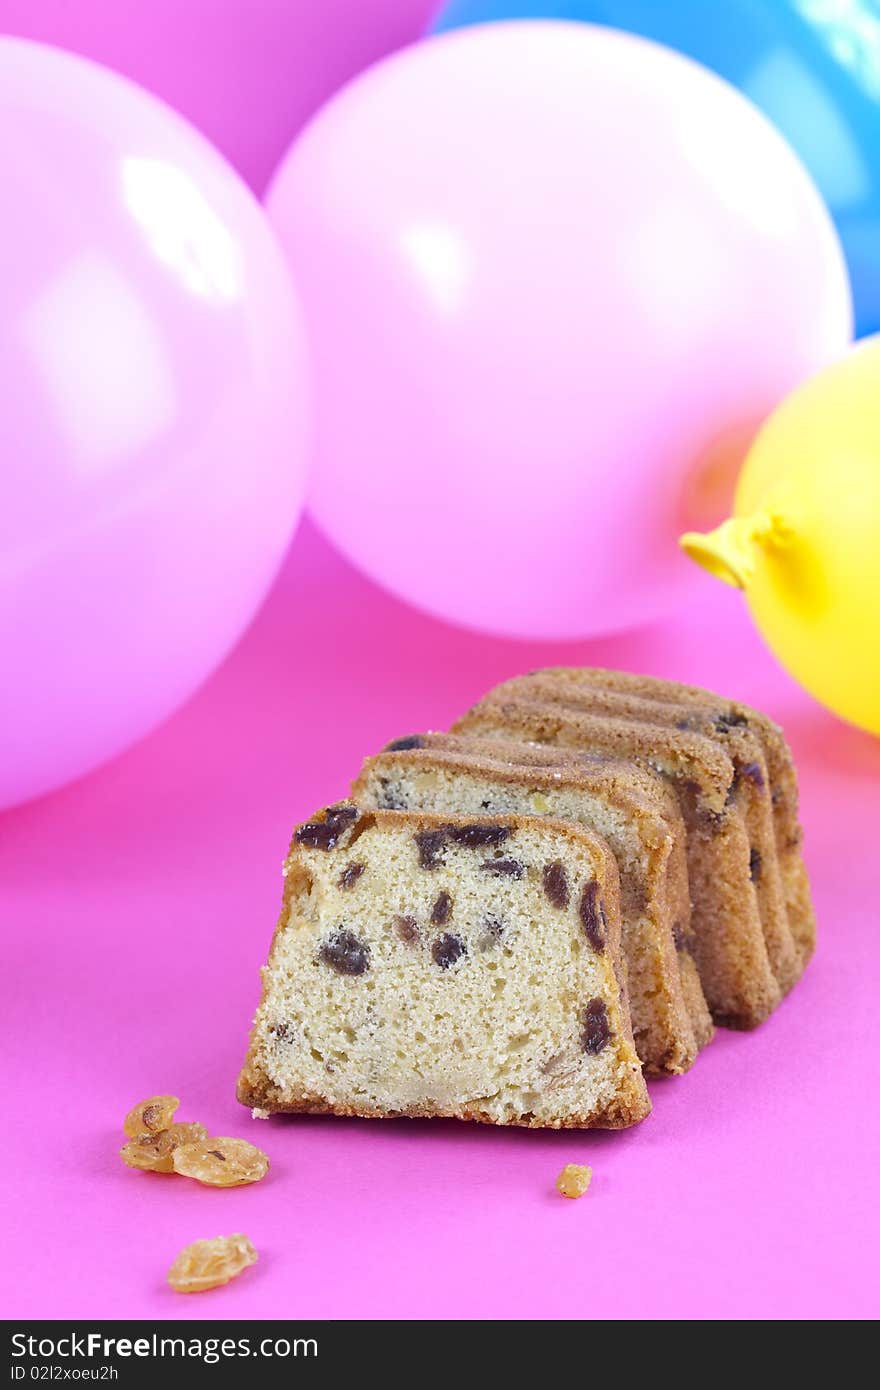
(2, 1), (879, 1321)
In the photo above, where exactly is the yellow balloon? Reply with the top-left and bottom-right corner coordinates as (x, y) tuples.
(681, 336), (880, 735)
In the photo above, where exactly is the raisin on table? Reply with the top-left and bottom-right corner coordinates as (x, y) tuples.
(556, 1164), (593, 1200)
(123, 1094), (179, 1139)
(172, 1137), (270, 1187)
(167, 1234), (257, 1293)
(121, 1122), (208, 1173)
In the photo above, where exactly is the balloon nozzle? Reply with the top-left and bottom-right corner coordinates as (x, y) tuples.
(680, 509), (791, 590)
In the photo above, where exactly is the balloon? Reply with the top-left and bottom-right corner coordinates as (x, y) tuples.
(432, 0), (880, 339)
(268, 21), (850, 641)
(0, 39), (310, 810)
(682, 338), (880, 736)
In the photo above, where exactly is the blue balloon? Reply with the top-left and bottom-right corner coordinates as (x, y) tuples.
(431, 0), (880, 337)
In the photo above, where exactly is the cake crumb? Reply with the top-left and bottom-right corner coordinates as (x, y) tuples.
(556, 1163), (592, 1199)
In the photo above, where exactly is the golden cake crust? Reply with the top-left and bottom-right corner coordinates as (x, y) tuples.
(532, 666), (815, 968)
(492, 674), (802, 996)
(453, 696), (782, 1028)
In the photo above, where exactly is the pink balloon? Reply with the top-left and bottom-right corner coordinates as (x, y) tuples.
(268, 21), (851, 640)
(0, 39), (309, 810)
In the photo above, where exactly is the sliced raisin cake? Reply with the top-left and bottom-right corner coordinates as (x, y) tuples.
(533, 667), (815, 968)
(353, 737), (713, 1075)
(453, 696), (781, 1028)
(491, 674), (802, 995)
(238, 804), (650, 1129)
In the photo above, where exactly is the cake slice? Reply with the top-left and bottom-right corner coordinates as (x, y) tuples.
(238, 803), (650, 1129)
(491, 673), (801, 995)
(354, 736), (713, 1074)
(453, 697), (781, 1028)
(532, 667), (815, 969)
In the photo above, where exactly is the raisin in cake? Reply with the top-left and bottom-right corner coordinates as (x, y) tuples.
(354, 737), (713, 1074)
(238, 804), (650, 1129)
(534, 667), (815, 968)
(453, 696), (781, 1028)
(492, 673), (802, 995)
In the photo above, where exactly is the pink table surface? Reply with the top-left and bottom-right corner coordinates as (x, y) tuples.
(3, 519), (879, 1322)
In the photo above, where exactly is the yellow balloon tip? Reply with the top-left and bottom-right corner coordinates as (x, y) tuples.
(680, 520), (751, 589)
(680, 508), (794, 589)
